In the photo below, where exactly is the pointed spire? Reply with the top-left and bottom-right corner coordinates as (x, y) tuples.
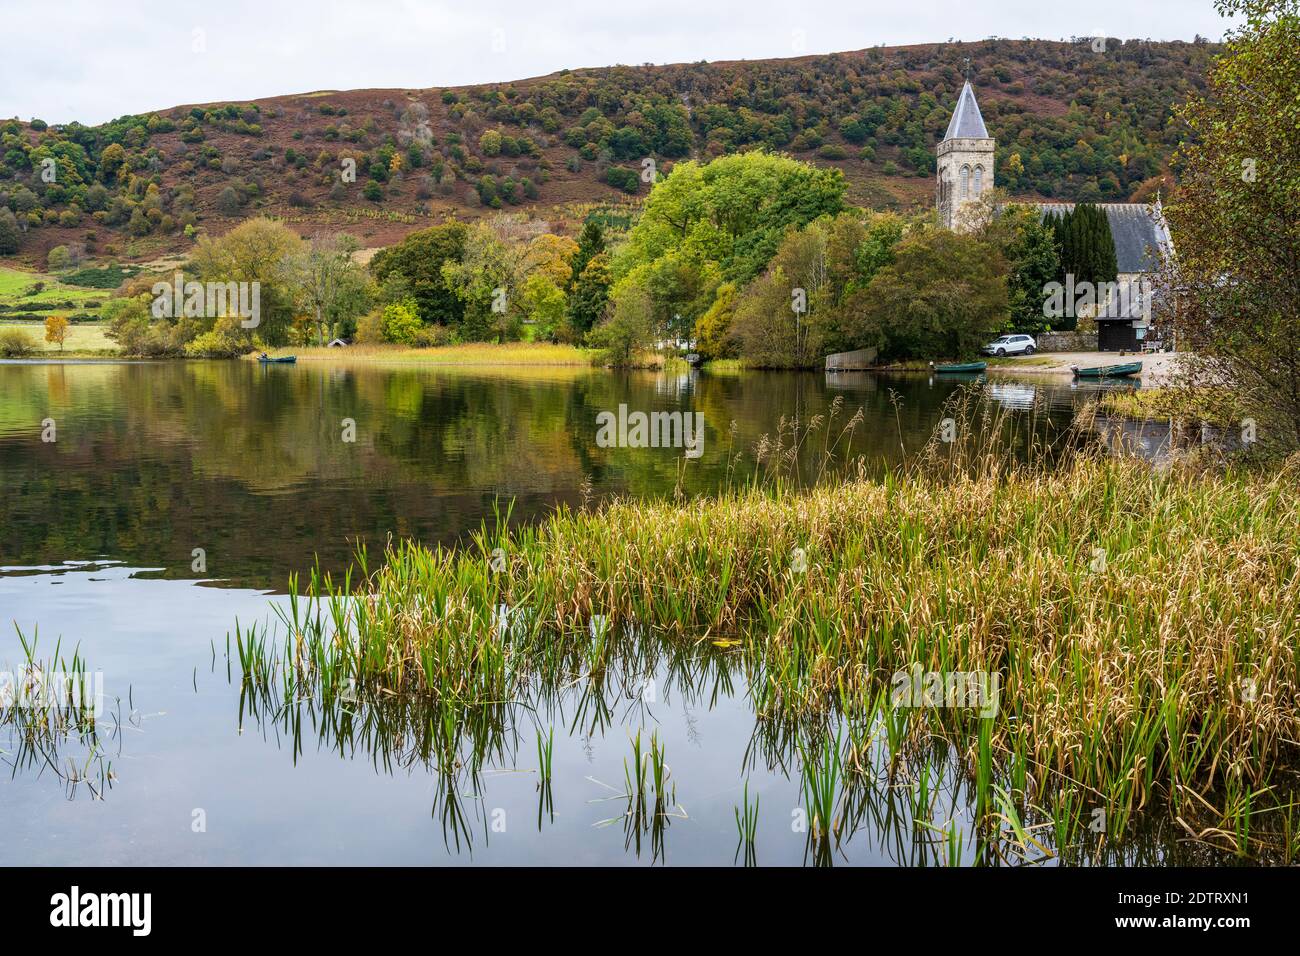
(943, 80), (989, 140)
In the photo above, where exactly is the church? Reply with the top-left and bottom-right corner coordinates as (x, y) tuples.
(935, 81), (995, 232)
(936, 80), (1174, 351)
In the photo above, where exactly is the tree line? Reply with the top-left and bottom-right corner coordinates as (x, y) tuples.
(101, 150), (1099, 364)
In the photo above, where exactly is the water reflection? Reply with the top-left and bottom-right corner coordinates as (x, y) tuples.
(0, 558), (1251, 866)
(4, 362), (1227, 866)
(2, 361), (1107, 590)
(227, 615), (1239, 866)
(232, 622), (747, 859)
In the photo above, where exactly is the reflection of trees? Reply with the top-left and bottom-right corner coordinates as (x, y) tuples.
(0, 362), (1080, 591)
(572, 370), (1014, 498)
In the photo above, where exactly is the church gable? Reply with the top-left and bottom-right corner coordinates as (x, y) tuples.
(1035, 203), (1173, 273)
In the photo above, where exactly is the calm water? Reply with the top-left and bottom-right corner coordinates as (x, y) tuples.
(1, 361), (1176, 865)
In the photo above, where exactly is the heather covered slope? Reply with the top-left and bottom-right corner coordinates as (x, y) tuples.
(0, 37), (1212, 263)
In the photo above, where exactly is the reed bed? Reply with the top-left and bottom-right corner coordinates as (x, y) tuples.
(1, 629), (118, 800)
(252, 342), (595, 366)
(235, 389), (1300, 859)
(1098, 387), (1245, 428)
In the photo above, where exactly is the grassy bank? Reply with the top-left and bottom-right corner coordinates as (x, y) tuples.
(699, 358), (749, 374)
(0, 321), (119, 357)
(1099, 387), (1243, 428)
(251, 342), (595, 366)
(252, 342), (701, 371)
(239, 425), (1300, 860)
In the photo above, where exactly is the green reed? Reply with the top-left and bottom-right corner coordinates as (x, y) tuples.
(227, 386), (1300, 861)
(799, 727), (844, 859)
(2, 626), (115, 799)
(536, 725), (554, 826)
(734, 779), (760, 866)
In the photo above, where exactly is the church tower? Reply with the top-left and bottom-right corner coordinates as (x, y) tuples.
(936, 80), (994, 231)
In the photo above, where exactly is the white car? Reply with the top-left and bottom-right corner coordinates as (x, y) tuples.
(982, 334), (1037, 356)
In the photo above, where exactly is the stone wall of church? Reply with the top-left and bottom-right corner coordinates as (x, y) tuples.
(936, 137), (994, 230)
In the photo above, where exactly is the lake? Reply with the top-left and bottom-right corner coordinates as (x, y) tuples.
(1, 360), (1184, 865)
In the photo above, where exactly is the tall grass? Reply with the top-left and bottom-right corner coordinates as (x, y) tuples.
(1099, 387), (1244, 428)
(230, 388), (1300, 860)
(734, 780), (760, 866)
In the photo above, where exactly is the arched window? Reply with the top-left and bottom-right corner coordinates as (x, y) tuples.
(974, 165), (984, 195)
(960, 165), (970, 199)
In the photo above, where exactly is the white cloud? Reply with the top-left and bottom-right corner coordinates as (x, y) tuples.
(0, 0), (1233, 125)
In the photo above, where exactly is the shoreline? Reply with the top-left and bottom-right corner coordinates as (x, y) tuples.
(1, 340), (1183, 388)
(248, 342), (599, 367)
(985, 350), (1181, 386)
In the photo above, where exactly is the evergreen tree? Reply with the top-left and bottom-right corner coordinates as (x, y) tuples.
(1049, 204), (1117, 286)
(1048, 209), (1074, 282)
(570, 253), (612, 335)
(1091, 205), (1119, 283)
(568, 220), (605, 295)
(0, 207), (20, 254)
(1069, 206), (1093, 282)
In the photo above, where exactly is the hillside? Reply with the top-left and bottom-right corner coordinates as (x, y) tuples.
(0, 37), (1213, 264)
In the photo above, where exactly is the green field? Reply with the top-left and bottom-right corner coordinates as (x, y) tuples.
(0, 265), (114, 321)
(0, 320), (118, 354)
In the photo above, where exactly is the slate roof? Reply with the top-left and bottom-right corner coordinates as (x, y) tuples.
(943, 81), (989, 140)
(1035, 203), (1174, 274)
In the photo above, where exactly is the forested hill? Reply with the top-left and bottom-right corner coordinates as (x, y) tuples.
(0, 37), (1213, 262)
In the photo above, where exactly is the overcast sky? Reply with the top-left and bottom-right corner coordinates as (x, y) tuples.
(3, 0), (1231, 125)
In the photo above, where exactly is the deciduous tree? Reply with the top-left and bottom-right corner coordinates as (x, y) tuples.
(856, 229), (1008, 360)
(295, 233), (371, 344)
(44, 314), (69, 351)
(1163, 0), (1300, 453)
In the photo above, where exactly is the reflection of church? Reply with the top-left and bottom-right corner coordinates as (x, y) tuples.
(936, 80), (1175, 351)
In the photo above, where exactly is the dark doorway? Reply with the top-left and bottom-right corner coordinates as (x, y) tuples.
(1098, 322), (1138, 352)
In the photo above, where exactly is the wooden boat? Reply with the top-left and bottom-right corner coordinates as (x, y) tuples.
(1071, 360), (1142, 379)
(257, 355), (297, 364)
(931, 361), (987, 373)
